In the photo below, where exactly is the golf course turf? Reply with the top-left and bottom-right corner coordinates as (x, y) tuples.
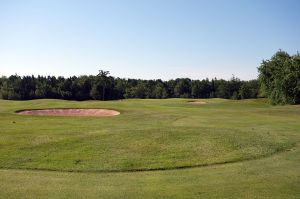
(0, 98), (299, 198)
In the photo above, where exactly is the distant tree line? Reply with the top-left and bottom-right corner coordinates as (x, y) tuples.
(0, 71), (259, 101)
(258, 50), (300, 105)
(2, 50), (298, 103)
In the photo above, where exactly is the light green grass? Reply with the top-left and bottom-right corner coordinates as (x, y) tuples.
(0, 98), (299, 198)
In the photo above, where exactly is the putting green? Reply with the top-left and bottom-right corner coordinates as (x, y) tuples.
(0, 98), (295, 172)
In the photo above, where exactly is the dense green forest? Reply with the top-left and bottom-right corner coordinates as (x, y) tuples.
(1, 50), (299, 104)
(258, 50), (300, 105)
(0, 73), (259, 101)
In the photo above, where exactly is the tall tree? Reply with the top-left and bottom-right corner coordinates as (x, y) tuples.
(258, 50), (300, 104)
(97, 70), (110, 100)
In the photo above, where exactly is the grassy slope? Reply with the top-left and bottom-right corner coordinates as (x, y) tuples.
(0, 98), (299, 198)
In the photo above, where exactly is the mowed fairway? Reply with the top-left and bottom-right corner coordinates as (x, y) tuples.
(0, 98), (299, 198)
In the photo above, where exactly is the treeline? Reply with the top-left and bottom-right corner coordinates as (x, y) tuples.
(1, 50), (298, 103)
(0, 71), (259, 101)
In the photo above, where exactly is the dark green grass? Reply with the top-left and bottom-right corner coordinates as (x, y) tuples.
(0, 98), (299, 198)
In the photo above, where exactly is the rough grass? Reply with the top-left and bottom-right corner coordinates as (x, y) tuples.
(0, 98), (299, 198)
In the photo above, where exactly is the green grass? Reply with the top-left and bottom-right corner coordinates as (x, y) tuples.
(0, 98), (299, 198)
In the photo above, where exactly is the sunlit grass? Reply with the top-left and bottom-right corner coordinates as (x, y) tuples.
(0, 98), (299, 198)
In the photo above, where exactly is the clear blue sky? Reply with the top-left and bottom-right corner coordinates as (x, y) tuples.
(0, 0), (299, 80)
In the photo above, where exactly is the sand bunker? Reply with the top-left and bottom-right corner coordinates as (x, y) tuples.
(17, 108), (120, 117)
(188, 101), (208, 104)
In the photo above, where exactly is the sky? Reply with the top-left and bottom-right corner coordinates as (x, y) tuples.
(0, 0), (299, 80)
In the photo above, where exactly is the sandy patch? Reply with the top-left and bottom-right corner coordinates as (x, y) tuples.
(188, 101), (208, 104)
(17, 108), (120, 117)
